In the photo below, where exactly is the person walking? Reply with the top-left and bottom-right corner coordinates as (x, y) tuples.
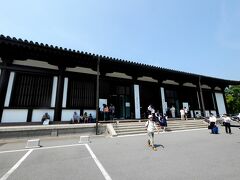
(223, 114), (232, 134)
(161, 114), (168, 132)
(145, 114), (160, 151)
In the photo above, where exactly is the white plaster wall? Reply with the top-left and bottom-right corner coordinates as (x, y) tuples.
(62, 78), (68, 107)
(205, 110), (210, 117)
(32, 109), (54, 122)
(134, 85), (141, 119)
(190, 110), (194, 118)
(215, 92), (226, 115)
(105, 72), (132, 79)
(51, 76), (58, 107)
(61, 109), (81, 121)
(201, 84), (211, 89)
(66, 67), (97, 75)
(13, 59), (58, 70)
(214, 86), (222, 91)
(183, 82), (196, 87)
(4, 72), (15, 107)
(2, 109), (28, 123)
(137, 76), (158, 83)
(210, 110), (217, 116)
(162, 80), (179, 85)
(161, 87), (166, 114)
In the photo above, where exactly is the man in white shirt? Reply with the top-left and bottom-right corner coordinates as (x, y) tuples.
(170, 105), (176, 118)
(223, 114), (232, 134)
(209, 113), (217, 134)
(180, 109), (185, 120)
(145, 115), (160, 151)
(148, 104), (155, 115)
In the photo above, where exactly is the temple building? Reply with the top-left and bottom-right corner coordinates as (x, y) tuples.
(0, 35), (239, 124)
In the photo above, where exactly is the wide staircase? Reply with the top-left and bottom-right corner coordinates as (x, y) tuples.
(112, 119), (207, 136)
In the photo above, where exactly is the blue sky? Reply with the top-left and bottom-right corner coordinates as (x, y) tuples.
(0, 0), (239, 81)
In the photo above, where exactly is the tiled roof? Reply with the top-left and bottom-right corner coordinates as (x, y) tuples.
(0, 34), (239, 85)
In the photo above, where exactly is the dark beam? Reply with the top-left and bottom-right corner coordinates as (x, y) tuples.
(0, 58), (13, 122)
(54, 66), (66, 122)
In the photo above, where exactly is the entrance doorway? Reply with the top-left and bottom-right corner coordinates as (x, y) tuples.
(109, 94), (131, 119)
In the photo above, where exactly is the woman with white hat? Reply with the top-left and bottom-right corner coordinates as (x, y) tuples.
(145, 114), (160, 151)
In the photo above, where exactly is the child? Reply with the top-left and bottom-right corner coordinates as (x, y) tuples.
(145, 115), (160, 151)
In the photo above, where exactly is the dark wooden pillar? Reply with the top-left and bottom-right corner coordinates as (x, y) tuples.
(54, 66), (66, 122)
(96, 57), (100, 134)
(0, 59), (12, 122)
(197, 76), (205, 117)
(157, 78), (164, 115)
(27, 108), (33, 122)
(211, 88), (219, 116)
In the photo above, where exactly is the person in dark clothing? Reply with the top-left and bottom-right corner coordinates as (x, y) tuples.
(41, 112), (50, 125)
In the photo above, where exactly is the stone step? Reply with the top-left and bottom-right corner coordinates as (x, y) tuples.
(116, 126), (207, 136)
(115, 124), (206, 131)
(117, 122), (204, 127)
(114, 123), (206, 130)
(115, 120), (204, 125)
(113, 120), (207, 136)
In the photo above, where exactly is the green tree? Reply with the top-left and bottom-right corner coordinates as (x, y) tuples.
(225, 85), (240, 114)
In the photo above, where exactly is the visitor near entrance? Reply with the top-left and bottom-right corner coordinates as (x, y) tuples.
(170, 105), (176, 118)
(184, 107), (188, 120)
(109, 104), (115, 120)
(180, 108), (185, 120)
(103, 104), (109, 120)
(148, 104), (155, 115)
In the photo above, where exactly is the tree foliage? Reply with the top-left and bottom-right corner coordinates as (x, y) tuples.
(225, 85), (240, 114)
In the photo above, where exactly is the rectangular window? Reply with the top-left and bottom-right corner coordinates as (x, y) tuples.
(10, 73), (53, 107)
(67, 78), (95, 108)
(203, 91), (214, 110)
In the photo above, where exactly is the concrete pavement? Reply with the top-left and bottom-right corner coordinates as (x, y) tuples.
(0, 126), (240, 180)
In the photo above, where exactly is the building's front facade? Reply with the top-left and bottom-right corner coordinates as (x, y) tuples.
(0, 35), (239, 124)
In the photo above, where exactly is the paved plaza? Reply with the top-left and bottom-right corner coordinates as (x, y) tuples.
(0, 126), (240, 180)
